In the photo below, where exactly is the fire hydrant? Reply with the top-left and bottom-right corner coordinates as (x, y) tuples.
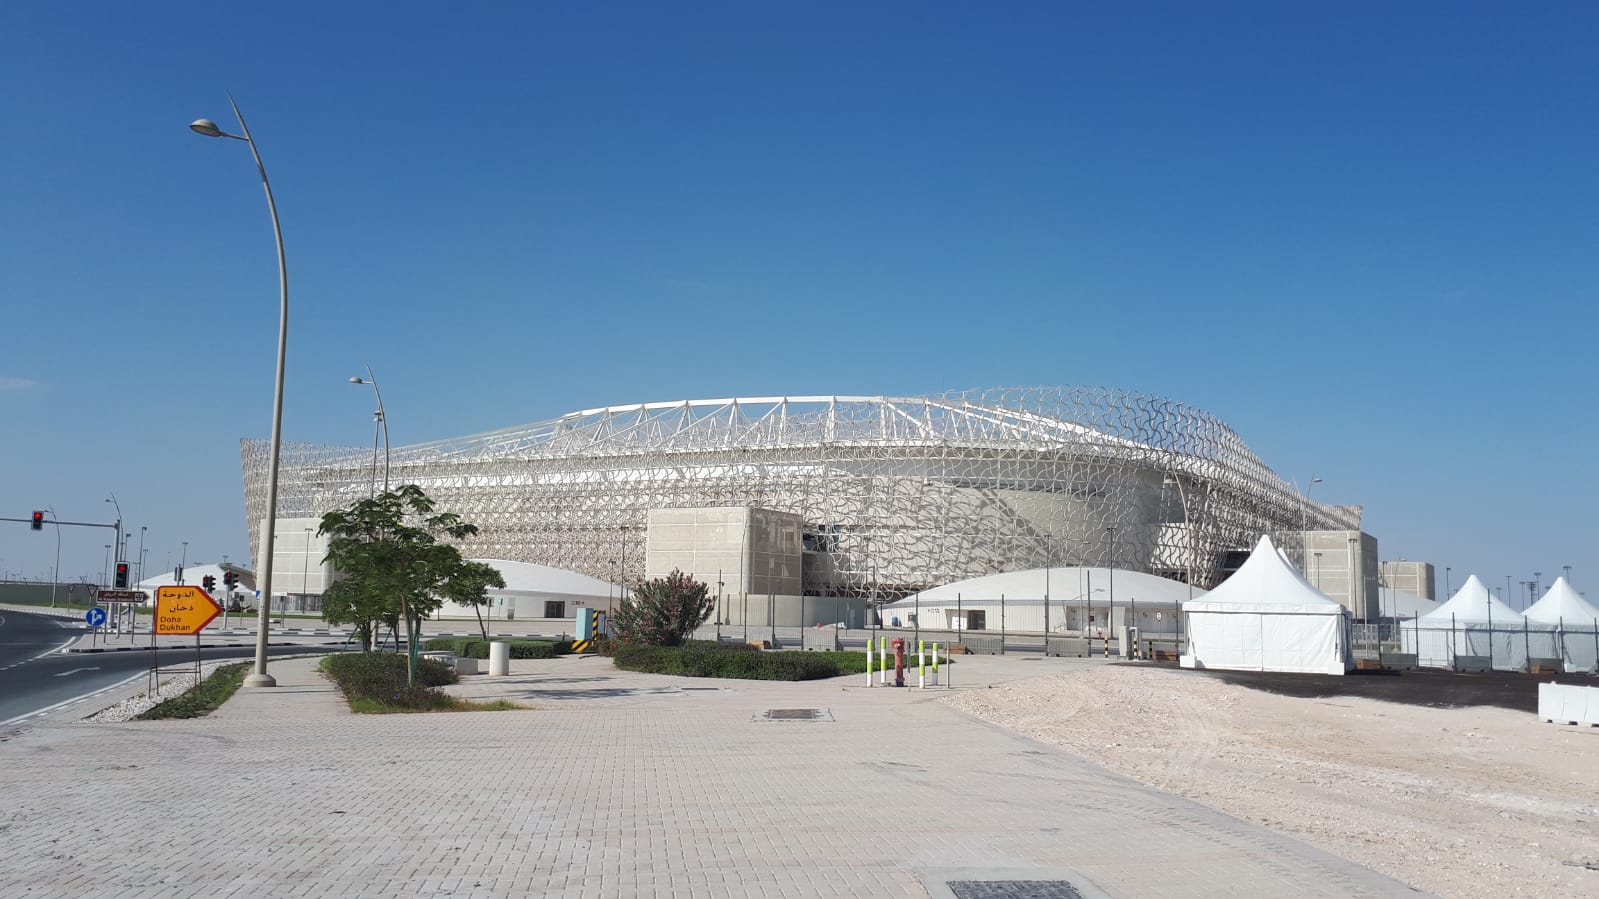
(892, 638), (906, 687)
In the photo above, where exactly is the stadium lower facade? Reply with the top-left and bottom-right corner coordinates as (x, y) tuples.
(240, 386), (1359, 599)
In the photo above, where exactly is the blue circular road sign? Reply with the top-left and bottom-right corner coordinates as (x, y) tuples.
(85, 608), (107, 628)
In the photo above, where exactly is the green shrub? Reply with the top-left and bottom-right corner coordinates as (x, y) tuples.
(322, 652), (457, 708)
(422, 637), (478, 654)
(612, 641), (843, 681)
(443, 639), (569, 660)
(137, 662), (251, 720)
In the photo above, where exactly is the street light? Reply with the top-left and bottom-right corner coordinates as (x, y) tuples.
(349, 365), (390, 494)
(1163, 475), (1194, 605)
(193, 96), (288, 688)
(47, 499), (60, 604)
(1105, 525), (1117, 642)
(1298, 475), (1323, 533)
(300, 526), (313, 621)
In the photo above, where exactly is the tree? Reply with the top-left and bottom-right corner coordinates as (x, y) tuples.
(441, 560), (506, 642)
(318, 485), (479, 683)
(611, 569), (715, 646)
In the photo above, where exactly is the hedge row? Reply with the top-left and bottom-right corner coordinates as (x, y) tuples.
(611, 641), (843, 680)
(322, 652), (458, 710)
(420, 637), (573, 659)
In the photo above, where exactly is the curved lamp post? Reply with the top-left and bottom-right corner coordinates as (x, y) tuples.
(192, 96), (287, 688)
(349, 365), (390, 494)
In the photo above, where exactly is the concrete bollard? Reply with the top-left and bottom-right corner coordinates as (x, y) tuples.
(488, 641), (510, 676)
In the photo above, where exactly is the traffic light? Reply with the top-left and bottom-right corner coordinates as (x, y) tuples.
(223, 571), (238, 589)
(114, 562), (129, 589)
(31, 511), (44, 531)
(203, 575), (216, 593)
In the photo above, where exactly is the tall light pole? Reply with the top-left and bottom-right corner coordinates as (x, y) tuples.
(1563, 564), (1572, 584)
(1298, 474), (1323, 533)
(180, 541), (189, 583)
(1445, 567), (1451, 598)
(104, 496), (123, 575)
(1164, 475), (1194, 604)
(102, 545), (111, 586)
(137, 526), (147, 584)
(349, 365), (390, 494)
(47, 499), (60, 604)
(193, 96), (288, 688)
(1105, 525), (1116, 639)
(300, 526), (313, 612)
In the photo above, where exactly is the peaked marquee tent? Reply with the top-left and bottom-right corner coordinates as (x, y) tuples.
(1523, 577), (1599, 673)
(1402, 575), (1528, 671)
(1181, 535), (1352, 675)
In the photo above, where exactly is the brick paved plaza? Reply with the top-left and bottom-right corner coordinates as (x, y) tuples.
(0, 647), (1427, 898)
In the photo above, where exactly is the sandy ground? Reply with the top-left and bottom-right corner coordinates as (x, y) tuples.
(945, 664), (1599, 899)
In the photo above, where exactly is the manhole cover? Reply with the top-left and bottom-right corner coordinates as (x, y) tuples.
(947, 881), (1085, 899)
(754, 708), (833, 722)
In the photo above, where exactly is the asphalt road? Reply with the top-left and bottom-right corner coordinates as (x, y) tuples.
(0, 609), (346, 725)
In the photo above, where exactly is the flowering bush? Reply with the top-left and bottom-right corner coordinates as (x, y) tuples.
(610, 569), (715, 646)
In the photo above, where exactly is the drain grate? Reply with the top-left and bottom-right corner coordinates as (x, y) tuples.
(947, 881), (1086, 899)
(754, 707), (833, 722)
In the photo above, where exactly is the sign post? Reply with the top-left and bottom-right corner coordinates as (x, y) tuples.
(85, 607), (106, 647)
(155, 585), (222, 686)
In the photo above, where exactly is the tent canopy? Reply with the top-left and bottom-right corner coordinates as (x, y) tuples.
(897, 567), (1196, 607)
(1182, 535), (1350, 675)
(1421, 575), (1523, 625)
(1184, 535), (1346, 616)
(1377, 587), (1439, 620)
(1524, 577), (1599, 624)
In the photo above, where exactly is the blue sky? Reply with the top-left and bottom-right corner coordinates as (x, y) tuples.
(2, 2), (1594, 603)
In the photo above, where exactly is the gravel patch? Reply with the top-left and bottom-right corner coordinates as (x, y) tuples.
(83, 660), (236, 723)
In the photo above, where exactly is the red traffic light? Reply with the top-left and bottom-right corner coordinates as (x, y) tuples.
(114, 562), (130, 589)
(31, 511), (44, 531)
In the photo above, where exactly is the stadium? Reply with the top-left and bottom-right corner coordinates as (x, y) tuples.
(240, 386), (1360, 619)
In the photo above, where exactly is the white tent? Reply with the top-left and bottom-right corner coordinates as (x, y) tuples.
(1375, 587), (1438, 620)
(432, 559), (621, 621)
(1523, 577), (1599, 673)
(1402, 575), (1529, 671)
(890, 567), (1197, 635)
(1182, 535), (1352, 675)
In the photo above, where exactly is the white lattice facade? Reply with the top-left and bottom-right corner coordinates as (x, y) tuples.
(240, 387), (1359, 598)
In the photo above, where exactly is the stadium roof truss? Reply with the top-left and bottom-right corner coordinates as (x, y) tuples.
(243, 387), (1358, 594)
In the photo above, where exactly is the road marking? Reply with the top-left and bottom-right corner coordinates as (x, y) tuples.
(54, 667), (103, 677)
(0, 669), (148, 728)
(34, 634), (80, 660)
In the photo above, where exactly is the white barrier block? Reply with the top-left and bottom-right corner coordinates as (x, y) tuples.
(1539, 682), (1599, 726)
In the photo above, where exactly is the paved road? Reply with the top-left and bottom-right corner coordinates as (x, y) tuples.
(0, 608), (349, 725)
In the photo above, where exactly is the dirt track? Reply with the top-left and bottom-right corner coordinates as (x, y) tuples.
(946, 663), (1599, 899)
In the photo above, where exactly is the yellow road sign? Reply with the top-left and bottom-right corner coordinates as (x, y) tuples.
(155, 585), (222, 636)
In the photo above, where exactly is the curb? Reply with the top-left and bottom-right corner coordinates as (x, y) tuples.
(67, 641), (336, 654)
